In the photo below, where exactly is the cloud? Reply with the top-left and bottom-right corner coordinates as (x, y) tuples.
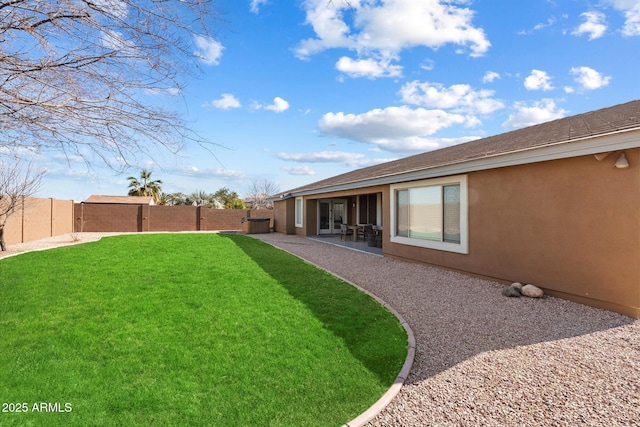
(399, 81), (504, 114)
(524, 69), (554, 91)
(570, 66), (612, 90)
(295, 0), (490, 61)
(281, 165), (316, 176)
(502, 99), (568, 129)
(482, 71), (501, 83)
(336, 56), (403, 79)
(250, 0), (268, 14)
(518, 17), (556, 35)
(253, 97), (290, 113)
(605, 0), (640, 36)
(209, 93), (241, 110)
(572, 11), (607, 39)
(278, 151), (366, 164)
(91, 0), (129, 18)
(166, 165), (245, 180)
(278, 151), (397, 168)
(193, 35), (224, 65)
(317, 106), (478, 152)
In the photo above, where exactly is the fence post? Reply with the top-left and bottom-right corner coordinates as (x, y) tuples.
(20, 196), (25, 244)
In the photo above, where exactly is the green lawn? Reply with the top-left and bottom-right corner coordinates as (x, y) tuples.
(0, 234), (407, 426)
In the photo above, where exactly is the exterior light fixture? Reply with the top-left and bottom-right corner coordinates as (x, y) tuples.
(593, 152), (611, 161)
(614, 152), (630, 169)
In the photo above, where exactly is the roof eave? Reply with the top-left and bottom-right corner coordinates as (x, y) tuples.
(285, 127), (640, 198)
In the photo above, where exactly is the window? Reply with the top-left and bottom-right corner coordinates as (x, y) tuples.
(358, 193), (379, 225)
(391, 175), (468, 254)
(294, 197), (303, 228)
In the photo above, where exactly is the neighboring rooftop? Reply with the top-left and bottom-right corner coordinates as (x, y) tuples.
(280, 99), (640, 196)
(84, 195), (155, 205)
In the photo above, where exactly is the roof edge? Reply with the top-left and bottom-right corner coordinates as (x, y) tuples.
(284, 127), (640, 198)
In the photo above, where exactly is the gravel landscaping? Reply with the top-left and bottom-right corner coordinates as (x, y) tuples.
(252, 233), (639, 427)
(3, 232), (639, 426)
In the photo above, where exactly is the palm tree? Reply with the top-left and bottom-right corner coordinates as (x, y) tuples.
(127, 169), (163, 204)
(186, 190), (223, 208)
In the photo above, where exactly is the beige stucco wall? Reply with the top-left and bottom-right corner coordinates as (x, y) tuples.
(385, 150), (640, 317)
(273, 198), (295, 234)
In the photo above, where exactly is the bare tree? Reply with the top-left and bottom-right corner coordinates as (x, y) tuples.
(0, 0), (218, 167)
(0, 158), (44, 251)
(245, 178), (279, 210)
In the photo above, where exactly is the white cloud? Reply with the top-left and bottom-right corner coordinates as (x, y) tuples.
(295, 0), (490, 62)
(250, 0), (268, 14)
(572, 11), (607, 39)
(317, 106), (477, 152)
(534, 17), (557, 31)
(278, 151), (397, 168)
(92, 0), (128, 18)
(252, 97), (290, 113)
(570, 66), (612, 90)
(166, 165), (245, 180)
(502, 99), (568, 129)
(102, 29), (138, 56)
(420, 59), (435, 71)
(336, 56), (403, 79)
(210, 93), (241, 110)
(605, 0), (640, 36)
(281, 165), (316, 176)
(524, 69), (554, 91)
(265, 97), (290, 113)
(482, 71), (501, 83)
(193, 35), (224, 65)
(518, 17), (556, 35)
(278, 151), (366, 163)
(399, 81), (504, 115)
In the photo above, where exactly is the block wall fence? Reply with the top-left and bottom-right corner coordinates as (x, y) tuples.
(4, 197), (75, 246)
(73, 203), (273, 234)
(3, 197), (273, 246)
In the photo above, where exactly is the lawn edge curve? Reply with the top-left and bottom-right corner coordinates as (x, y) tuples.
(257, 238), (416, 427)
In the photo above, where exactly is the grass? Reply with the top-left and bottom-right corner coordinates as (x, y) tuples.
(0, 234), (407, 426)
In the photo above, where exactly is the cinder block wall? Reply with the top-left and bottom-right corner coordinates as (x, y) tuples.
(73, 203), (273, 233)
(74, 203), (141, 232)
(4, 200), (274, 247)
(3, 197), (74, 246)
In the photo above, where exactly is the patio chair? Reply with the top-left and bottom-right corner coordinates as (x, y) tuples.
(358, 224), (373, 241)
(340, 224), (353, 240)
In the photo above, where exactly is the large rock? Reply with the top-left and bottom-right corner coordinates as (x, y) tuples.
(510, 282), (524, 291)
(502, 286), (522, 297)
(521, 284), (544, 298)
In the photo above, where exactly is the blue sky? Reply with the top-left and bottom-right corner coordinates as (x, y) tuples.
(37, 0), (640, 200)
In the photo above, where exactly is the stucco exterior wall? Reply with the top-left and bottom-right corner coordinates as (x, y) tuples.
(384, 150), (640, 317)
(273, 198), (295, 234)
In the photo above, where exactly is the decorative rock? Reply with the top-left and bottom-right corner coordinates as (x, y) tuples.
(510, 282), (524, 291)
(521, 284), (544, 298)
(502, 286), (522, 297)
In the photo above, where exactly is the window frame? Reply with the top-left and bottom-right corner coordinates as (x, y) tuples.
(390, 175), (468, 254)
(294, 197), (303, 228)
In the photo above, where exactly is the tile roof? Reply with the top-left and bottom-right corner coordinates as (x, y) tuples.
(282, 99), (640, 196)
(85, 195), (155, 205)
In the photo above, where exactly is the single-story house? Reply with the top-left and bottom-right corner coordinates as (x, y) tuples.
(272, 99), (640, 318)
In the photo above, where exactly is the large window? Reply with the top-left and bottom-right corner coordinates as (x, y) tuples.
(391, 175), (468, 253)
(294, 197), (303, 228)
